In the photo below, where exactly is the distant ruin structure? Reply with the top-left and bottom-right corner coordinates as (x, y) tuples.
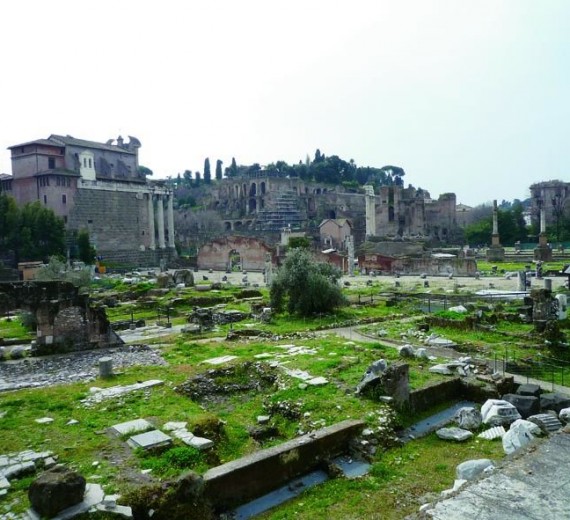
(0, 281), (121, 355)
(206, 175), (457, 242)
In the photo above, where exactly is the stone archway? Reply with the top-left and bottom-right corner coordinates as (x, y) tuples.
(228, 249), (242, 271)
(197, 236), (274, 271)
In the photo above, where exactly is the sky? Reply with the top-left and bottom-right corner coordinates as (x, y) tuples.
(1, 0), (569, 206)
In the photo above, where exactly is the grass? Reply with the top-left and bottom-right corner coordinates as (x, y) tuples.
(0, 315), (34, 341)
(256, 434), (505, 520)
(1, 273), (568, 517)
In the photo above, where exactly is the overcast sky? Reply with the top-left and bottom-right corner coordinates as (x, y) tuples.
(1, 1), (568, 206)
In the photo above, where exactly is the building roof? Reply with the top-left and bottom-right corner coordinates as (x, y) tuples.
(49, 135), (136, 154)
(9, 135), (137, 154)
(318, 218), (352, 228)
(0, 173), (13, 180)
(8, 138), (63, 150)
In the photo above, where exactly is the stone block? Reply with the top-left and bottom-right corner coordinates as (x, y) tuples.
(127, 430), (172, 450)
(501, 394), (540, 419)
(188, 436), (214, 450)
(111, 419), (153, 436)
(516, 384), (541, 397)
(540, 393), (570, 413)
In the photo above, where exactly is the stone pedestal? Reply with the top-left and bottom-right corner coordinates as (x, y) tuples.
(99, 357), (113, 378)
(486, 245), (505, 261)
(534, 234), (552, 261)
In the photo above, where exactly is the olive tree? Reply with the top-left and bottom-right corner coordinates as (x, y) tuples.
(270, 248), (346, 317)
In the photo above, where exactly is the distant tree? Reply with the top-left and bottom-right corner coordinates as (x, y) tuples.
(464, 203), (528, 246)
(77, 229), (96, 264)
(0, 193), (19, 252)
(270, 248), (346, 317)
(137, 165), (153, 177)
(225, 157), (238, 178)
(314, 149), (325, 163)
(215, 159), (223, 181)
(204, 158), (211, 184)
(35, 256), (91, 290)
(288, 236), (311, 249)
(18, 202), (65, 261)
(176, 173), (182, 187)
(183, 170), (193, 187)
(247, 163), (261, 175)
(194, 172), (201, 187)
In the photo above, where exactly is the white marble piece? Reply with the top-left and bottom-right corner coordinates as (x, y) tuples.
(111, 419), (153, 436)
(127, 430), (172, 450)
(202, 355), (238, 365)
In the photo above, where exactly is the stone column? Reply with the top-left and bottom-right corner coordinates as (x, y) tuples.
(347, 235), (355, 276)
(157, 196), (166, 249)
(364, 185), (376, 237)
(492, 200), (499, 235)
(540, 207), (546, 234)
(167, 194), (175, 248)
(148, 193), (156, 250)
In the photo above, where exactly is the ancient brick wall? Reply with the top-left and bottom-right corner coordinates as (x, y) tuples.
(68, 187), (148, 253)
(198, 236), (272, 271)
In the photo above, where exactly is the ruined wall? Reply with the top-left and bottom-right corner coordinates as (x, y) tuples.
(393, 256), (477, 276)
(0, 281), (122, 354)
(197, 236), (272, 271)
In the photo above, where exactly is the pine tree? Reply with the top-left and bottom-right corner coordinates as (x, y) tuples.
(215, 159), (223, 180)
(204, 158), (211, 184)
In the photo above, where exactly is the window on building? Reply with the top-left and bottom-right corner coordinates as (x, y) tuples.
(87, 219), (93, 224)
(63, 216), (68, 224)
(48, 157), (55, 169)
(62, 194), (67, 204)
(43, 195), (47, 204)
(88, 158), (92, 168)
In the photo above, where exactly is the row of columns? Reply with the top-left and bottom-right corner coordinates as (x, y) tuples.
(147, 193), (175, 250)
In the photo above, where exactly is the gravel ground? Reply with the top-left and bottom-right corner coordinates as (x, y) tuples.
(0, 344), (167, 393)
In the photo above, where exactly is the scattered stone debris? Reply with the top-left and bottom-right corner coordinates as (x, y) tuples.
(279, 367), (329, 386)
(202, 355), (238, 365)
(502, 419), (542, 454)
(0, 449), (55, 493)
(176, 362), (277, 403)
(481, 399), (522, 427)
(425, 334), (457, 348)
(455, 407), (482, 430)
(163, 422), (214, 450)
(82, 380), (164, 407)
(35, 417), (54, 424)
(436, 427), (473, 442)
(456, 459), (494, 481)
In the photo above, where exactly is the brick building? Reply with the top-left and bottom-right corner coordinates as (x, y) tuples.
(3, 134), (175, 265)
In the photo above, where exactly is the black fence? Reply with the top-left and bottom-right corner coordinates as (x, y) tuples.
(494, 348), (570, 390)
